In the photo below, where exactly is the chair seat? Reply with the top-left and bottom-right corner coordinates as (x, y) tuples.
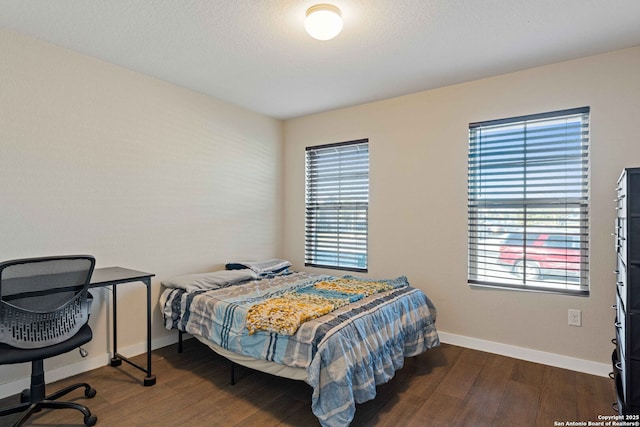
(0, 324), (92, 365)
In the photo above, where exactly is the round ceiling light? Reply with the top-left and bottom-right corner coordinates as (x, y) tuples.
(304, 4), (343, 41)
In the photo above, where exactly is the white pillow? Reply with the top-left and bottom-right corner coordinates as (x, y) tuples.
(162, 269), (257, 292)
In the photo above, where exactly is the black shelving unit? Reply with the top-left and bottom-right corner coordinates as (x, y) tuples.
(613, 167), (640, 414)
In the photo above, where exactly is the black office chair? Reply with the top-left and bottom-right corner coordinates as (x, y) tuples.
(0, 255), (98, 426)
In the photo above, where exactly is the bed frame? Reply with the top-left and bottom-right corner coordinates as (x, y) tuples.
(178, 330), (307, 385)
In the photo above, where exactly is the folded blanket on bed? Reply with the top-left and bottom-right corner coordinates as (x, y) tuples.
(245, 278), (394, 335)
(161, 269), (257, 292)
(226, 259), (292, 276)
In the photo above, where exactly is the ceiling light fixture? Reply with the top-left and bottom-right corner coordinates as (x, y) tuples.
(304, 4), (343, 41)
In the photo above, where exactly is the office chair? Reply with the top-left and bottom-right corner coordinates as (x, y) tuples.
(0, 255), (98, 426)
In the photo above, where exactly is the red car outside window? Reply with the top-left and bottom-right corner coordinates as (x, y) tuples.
(498, 233), (581, 280)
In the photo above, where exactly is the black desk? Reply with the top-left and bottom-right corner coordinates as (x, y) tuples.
(90, 267), (156, 386)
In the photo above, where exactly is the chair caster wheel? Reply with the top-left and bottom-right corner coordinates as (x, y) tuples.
(84, 414), (97, 426)
(19, 389), (29, 403)
(85, 387), (97, 398)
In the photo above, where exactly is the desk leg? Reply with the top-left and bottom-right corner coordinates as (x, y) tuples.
(143, 278), (156, 386)
(110, 285), (122, 367)
(108, 280), (156, 386)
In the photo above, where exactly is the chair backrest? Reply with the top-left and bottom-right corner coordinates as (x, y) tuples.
(0, 255), (95, 349)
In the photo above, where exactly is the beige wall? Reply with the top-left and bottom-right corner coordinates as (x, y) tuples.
(2, 24), (639, 388)
(0, 29), (283, 386)
(283, 46), (640, 365)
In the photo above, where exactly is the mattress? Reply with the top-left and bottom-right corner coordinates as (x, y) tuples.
(193, 333), (307, 381)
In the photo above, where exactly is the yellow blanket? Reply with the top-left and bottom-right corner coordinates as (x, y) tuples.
(246, 278), (393, 335)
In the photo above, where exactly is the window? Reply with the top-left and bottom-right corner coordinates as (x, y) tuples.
(305, 139), (369, 272)
(468, 107), (590, 295)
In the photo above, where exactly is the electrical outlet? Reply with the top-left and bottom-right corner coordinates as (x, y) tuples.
(568, 309), (582, 327)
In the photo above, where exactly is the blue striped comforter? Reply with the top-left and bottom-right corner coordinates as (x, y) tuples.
(161, 272), (439, 426)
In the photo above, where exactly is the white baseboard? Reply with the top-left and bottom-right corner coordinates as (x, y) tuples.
(438, 331), (611, 377)
(0, 331), (610, 400)
(0, 334), (179, 400)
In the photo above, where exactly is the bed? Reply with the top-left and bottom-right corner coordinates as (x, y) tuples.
(160, 262), (439, 427)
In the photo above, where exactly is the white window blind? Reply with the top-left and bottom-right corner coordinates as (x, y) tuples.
(468, 107), (590, 295)
(305, 139), (369, 272)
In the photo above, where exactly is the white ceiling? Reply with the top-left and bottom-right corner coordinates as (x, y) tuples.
(2, 0), (640, 119)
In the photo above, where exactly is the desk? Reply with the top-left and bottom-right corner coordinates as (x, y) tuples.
(90, 267), (156, 386)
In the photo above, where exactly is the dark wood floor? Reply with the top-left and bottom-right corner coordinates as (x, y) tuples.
(0, 340), (615, 426)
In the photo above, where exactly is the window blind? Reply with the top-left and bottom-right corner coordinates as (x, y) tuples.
(305, 139), (369, 272)
(468, 107), (590, 295)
